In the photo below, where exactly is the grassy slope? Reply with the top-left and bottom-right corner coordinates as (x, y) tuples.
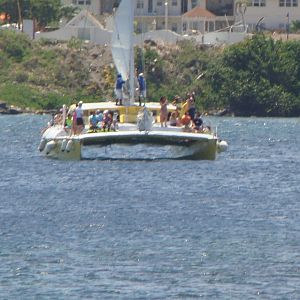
(0, 31), (115, 110)
(0, 30), (219, 111)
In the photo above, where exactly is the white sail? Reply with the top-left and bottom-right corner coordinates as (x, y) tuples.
(111, 0), (135, 103)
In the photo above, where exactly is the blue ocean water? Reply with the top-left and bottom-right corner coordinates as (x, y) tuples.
(0, 114), (300, 299)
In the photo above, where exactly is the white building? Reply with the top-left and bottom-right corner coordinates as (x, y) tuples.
(236, 0), (300, 31)
(62, 0), (300, 32)
(61, 0), (233, 34)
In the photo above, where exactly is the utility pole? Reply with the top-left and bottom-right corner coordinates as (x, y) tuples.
(164, 1), (168, 30)
(286, 12), (290, 40)
(16, 0), (22, 30)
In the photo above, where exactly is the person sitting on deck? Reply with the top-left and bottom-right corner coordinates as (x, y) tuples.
(169, 111), (180, 127)
(181, 112), (192, 131)
(65, 113), (73, 129)
(193, 112), (203, 132)
(89, 111), (98, 131)
(95, 110), (103, 129)
(102, 110), (112, 131)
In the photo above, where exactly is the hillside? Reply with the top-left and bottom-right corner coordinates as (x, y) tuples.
(1, 30), (300, 117)
(0, 30), (117, 111)
(0, 29), (220, 113)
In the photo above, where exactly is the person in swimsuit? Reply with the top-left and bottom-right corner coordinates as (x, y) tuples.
(159, 96), (168, 127)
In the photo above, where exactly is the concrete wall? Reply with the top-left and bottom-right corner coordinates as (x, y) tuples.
(36, 26), (112, 44)
(201, 30), (248, 45)
(36, 26), (186, 46)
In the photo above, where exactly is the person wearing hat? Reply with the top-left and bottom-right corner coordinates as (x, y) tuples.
(115, 73), (125, 106)
(137, 73), (146, 106)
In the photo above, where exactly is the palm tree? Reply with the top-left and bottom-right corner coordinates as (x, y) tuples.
(59, 5), (80, 23)
(235, 0), (249, 30)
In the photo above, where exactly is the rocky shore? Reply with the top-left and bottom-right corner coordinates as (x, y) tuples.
(0, 101), (231, 117)
(0, 102), (55, 115)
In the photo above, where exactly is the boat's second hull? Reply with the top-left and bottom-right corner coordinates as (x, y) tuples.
(39, 128), (218, 160)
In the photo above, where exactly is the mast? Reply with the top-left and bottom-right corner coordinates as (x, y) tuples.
(129, 0), (135, 105)
(111, 0), (136, 106)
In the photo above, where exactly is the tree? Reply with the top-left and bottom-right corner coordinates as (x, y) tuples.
(59, 5), (80, 23)
(204, 34), (300, 116)
(30, 0), (61, 30)
(0, 0), (62, 30)
(290, 20), (300, 33)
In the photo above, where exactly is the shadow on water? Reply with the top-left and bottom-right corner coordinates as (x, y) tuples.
(82, 156), (185, 162)
(81, 144), (209, 161)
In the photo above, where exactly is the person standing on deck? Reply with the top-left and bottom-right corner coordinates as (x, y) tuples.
(75, 101), (84, 134)
(71, 103), (78, 135)
(159, 96), (168, 127)
(115, 73), (125, 106)
(137, 73), (146, 106)
(187, 95), (196, 121)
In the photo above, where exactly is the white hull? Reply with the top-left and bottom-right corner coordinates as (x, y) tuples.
(38, 0), (228, 161)
(39, 123), (220, 160)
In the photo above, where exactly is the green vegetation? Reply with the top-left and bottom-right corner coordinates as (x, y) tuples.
(0, 30), (106, 110)
(204, 34), (300, 116)
(1, 30), (300, 116)
(291, 20), (300, 33)
(142, 35), (300, 116)
(0, 0), (73, 30)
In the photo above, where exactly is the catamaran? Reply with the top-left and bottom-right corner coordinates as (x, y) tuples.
(39, 0), (228, 160)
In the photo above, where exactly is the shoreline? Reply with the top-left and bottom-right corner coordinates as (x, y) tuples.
(0, 102), (57, 115)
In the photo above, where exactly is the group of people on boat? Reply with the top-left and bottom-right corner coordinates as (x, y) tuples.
(44, 73), (210, 137)
(160, 92), (210, 133)
(60, 101), (85, 135)
(88, 109), (118, 132)
(115, 72), (146, 107)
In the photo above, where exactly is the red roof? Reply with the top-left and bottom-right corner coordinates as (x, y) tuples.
(183, 6), (216, 18)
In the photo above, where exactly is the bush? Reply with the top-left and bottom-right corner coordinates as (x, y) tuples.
(0, 30), (32, 61)
(15, 72), (28, 83)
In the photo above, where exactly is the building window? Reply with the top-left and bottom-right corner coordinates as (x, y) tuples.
(192, 0), (198, 8)
(171, 23), (177, 31)
(157, 1), (162, 6)
(137, 0), (144, 8)
(250, 0), (266, 6)
(148, 0), (153, 12)
(279, 0), (297, 6)
(74, 0), (92, 4)
(172, 0), (178, 6)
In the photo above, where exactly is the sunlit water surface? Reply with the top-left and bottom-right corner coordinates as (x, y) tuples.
(0, 114), (300, 299)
